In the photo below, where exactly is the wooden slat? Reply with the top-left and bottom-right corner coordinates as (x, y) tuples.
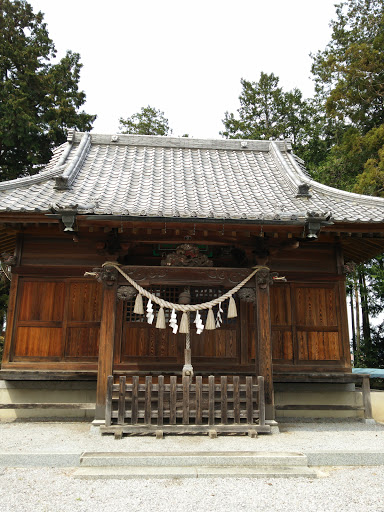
(221, 376), (228, 424)
(182, 376), (190, 424)
(246, 376), (253, 424)
(131, 376), (139, 424)
(170, 375), (177, 424)
(104, 374), (267, 434)
(144, 376), (152, 424)
(208, 375), (215, 425)
(105, 375), (113, 427)
(101, 424), (272, 435)
(158, 375), (164, 426)
(233, 376), (240, 423)
(195, 375), (202, 425)
(117, 376), (126, 425)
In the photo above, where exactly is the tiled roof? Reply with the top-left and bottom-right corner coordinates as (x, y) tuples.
(0, 131), (384, 224)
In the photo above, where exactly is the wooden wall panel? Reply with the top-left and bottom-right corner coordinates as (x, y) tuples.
(13, 327), (62, 358)
(272, 331), (293, 360)
(65, 327), (100, 358)
(271, 281), (345, 368)
(7, 278), (102, 365)
(298, 331), (340, 360)
(271, 244), (337, 273)
(270, 286), (291, 325)
(192, 329), (237, 359)
(271, 284), (293, 362)
(67, 282), (102, 321)
(121, 326), (179, 360)
(18, 281), (65, 321)
(20, 236), (105, 267)
(295, 287), (337, 327)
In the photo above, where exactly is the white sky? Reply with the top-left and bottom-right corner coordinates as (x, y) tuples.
(28, 0), (337, 139)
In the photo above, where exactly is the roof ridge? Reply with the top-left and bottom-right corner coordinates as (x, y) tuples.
(0, 142), (72, 191)
(54, 132), (91, 190)
(285, 151), (384, 207)
(269, 141), (304, 194)
(87, 132), (290, 152)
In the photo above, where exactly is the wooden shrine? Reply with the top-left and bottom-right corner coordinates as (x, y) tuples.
(0, 131), (383, 430)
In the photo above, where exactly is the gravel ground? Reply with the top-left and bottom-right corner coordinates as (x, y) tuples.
(0, 466), (383, 512)
(0, 420), (383, 512)
(0, 419), (383, 453)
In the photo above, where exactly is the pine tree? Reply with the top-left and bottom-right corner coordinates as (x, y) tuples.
(0, 0), (95, 181)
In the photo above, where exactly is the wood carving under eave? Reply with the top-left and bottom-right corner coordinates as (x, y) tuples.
(123, 266), (251, 287)
(161, 243), (213, 267)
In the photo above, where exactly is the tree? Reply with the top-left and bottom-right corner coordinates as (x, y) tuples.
(0, 0), (95, 181)
(311, 0), (384, 131)
(119, 106), (171, 136)
(221, 72), (318, 162)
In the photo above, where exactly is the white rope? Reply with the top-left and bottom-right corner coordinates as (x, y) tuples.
(102, 262), (269, 312)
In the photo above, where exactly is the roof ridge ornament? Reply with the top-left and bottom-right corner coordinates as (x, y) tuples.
(296, 183), (312, 198)
(67, 128), (76, 143)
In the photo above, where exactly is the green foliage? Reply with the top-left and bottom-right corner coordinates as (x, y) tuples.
(309, 1), (384, 193)
(221, 72), (317, 160)
(311, 0), (384, 130)
(119, 106), (171, 136)
(355, 323), (384, 368)
(0, 0), (96, 181)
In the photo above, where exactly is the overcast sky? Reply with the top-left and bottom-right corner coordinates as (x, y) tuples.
(29, 0), (338, 139)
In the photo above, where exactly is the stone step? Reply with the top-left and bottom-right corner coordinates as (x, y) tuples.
(73, 465), (318, 479)
(80, 451), (309, 468)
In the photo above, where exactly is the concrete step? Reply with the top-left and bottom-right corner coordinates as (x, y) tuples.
(73, 465), (318, 479)
(80, 451), (309, 468)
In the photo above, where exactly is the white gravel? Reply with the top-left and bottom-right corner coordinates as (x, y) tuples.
(0, 419), (383, 454)
(0, 420), (383, 512)
(0, 466), (384, 512)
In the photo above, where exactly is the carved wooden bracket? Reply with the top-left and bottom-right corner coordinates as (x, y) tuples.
(255, 270), (286, 290)
(1, 253), (17, 266)
(91, 266), (118, 287)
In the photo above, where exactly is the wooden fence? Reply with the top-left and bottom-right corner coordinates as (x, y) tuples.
(101, 375), (271, 437)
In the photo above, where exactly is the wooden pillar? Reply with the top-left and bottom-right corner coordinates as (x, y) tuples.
(254, 269), (275, 420)
(95, 270), (118, 420)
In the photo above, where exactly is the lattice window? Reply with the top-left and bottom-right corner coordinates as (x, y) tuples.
(125, 286), (236, 325)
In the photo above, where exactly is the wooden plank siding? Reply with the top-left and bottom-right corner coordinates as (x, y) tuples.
(271, 281), (350, 372)
(2, 232), (350, 377)
(2, 277), (103, 368)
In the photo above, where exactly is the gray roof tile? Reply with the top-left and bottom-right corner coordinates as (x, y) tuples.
(0, 132), (384, 223)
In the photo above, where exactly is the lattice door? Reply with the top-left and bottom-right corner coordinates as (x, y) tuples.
(117, 285), (241, 371)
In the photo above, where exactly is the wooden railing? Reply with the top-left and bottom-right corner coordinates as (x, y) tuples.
(101, 375), (271, 437)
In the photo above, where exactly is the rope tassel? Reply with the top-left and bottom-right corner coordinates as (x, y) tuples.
(227, 296), (237, 318)
(179, 312), (189, 334)
(133, 293), (144, 315)
(205, 307), (216, 330)
(156, 306), (166, 329)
